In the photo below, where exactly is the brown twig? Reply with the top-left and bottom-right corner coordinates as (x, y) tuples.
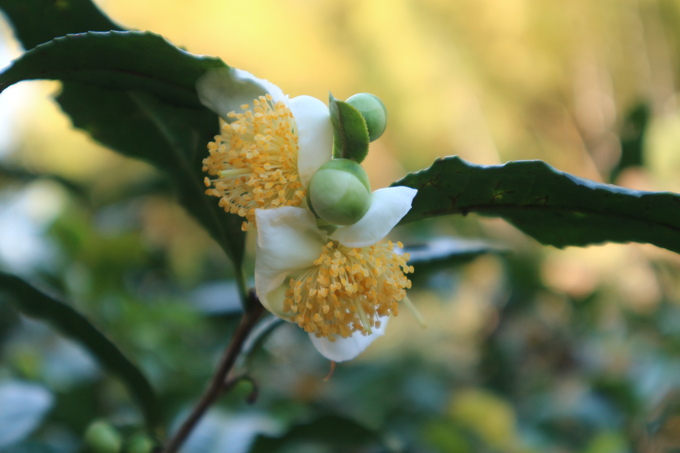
(164, 292), (265, 453)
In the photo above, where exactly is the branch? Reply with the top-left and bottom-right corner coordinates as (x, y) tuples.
(164, 291), (265, 452)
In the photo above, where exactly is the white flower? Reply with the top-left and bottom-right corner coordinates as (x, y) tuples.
(197, 68), (333, 230)
(254, 186), (418, 362)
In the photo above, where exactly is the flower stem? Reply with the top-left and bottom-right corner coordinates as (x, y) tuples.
(164, 292), (264, 453)
(235, 265), (250, 310)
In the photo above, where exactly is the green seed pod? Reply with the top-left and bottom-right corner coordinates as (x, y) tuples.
(307, 158), (372, 226)
(346, 93), (388, 142)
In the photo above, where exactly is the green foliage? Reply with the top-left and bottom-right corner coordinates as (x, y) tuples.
(0, 31), (225, 108)
(395, 156), (680, 252)
(55, 83), (245, 267)
(0, 273), (160, 432)
(0, 26), (246, 270)
(2, 0), (680, 452)
(249, 415), (381, 452)
(0, 0), (121, 49)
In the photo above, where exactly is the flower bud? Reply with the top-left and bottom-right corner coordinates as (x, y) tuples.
(307, 159), (372, 226)
(84, 420), (122, 453)
(127, 433), (156, 453)
(346, 93), (387, 142)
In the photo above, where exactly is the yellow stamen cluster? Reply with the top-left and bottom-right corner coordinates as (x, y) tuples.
(202, 95), (305, 230)
(283, 240), (414, 339)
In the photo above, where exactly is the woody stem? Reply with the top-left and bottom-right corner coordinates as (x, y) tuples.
(164, 292), (264, 452)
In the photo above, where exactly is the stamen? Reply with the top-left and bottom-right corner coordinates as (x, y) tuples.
(323, 361), (336, 381)
(202, 96), (305, 229)
(282, 240), (413, 338)
(401, 295), (426, 328)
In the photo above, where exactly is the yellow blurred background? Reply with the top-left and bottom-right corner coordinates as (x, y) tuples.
(3, 0), (680, 189)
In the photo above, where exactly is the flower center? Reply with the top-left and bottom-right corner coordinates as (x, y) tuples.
(283, 240), (414, 339)
(202, 95), (305, 230)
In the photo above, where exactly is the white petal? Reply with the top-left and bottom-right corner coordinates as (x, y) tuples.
(254, 207), (324, 308)
(309, 316), (389, 362)
(256, 283), (292, 320)
(289, 96), (334, 187)
(196, 67), (286, 120)
(331, 186), (417, 248)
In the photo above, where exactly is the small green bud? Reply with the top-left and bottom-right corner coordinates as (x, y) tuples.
(346, 93), (387, 142)
(308, 159), (372, 226)
(126, 433), (155, 453)
(84, 420), (122, 453)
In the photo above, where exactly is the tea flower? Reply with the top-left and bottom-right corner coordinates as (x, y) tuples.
(254, 186), (417, 362)
(197, 68), (333, 230)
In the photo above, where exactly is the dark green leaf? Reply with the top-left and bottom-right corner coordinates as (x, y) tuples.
(0, 381), (53, 448)
(329, 94), (370, 162)
(0, 272), (160, 433)
(0, 19), (246, 269)
(248, 415), (381, 453)
(0, 31), (225, 108)
(394, 156), (680, 252)
(55, 84), (245, 265)
(0, 0), (121, 50)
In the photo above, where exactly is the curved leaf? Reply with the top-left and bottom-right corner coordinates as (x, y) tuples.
(0, 0), (121, 50)
(0, 27), (246, 268)
(394, 156), (680, 252)
(0, 31), (225, 108)
(55, 84), (245, 265)
(0, 272), (160, 432)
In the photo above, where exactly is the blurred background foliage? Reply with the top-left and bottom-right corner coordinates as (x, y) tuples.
(3, 0), (680, 452)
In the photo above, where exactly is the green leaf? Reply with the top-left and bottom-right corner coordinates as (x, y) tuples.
(248, 415), (381, 453)
(0, 29), (246, 269)
(0, 0), (121, 50)
(394, 156), (680, 252)
(0, 31), (224, 108)
(329, 93), (370, 162)
(0, 272), (161, 433)
(55, 84), (245, 265)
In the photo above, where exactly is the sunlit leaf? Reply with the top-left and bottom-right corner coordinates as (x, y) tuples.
(0, 381), (53, 448)
(395, 156), (680, 252)
(0, 272), (160, 432)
